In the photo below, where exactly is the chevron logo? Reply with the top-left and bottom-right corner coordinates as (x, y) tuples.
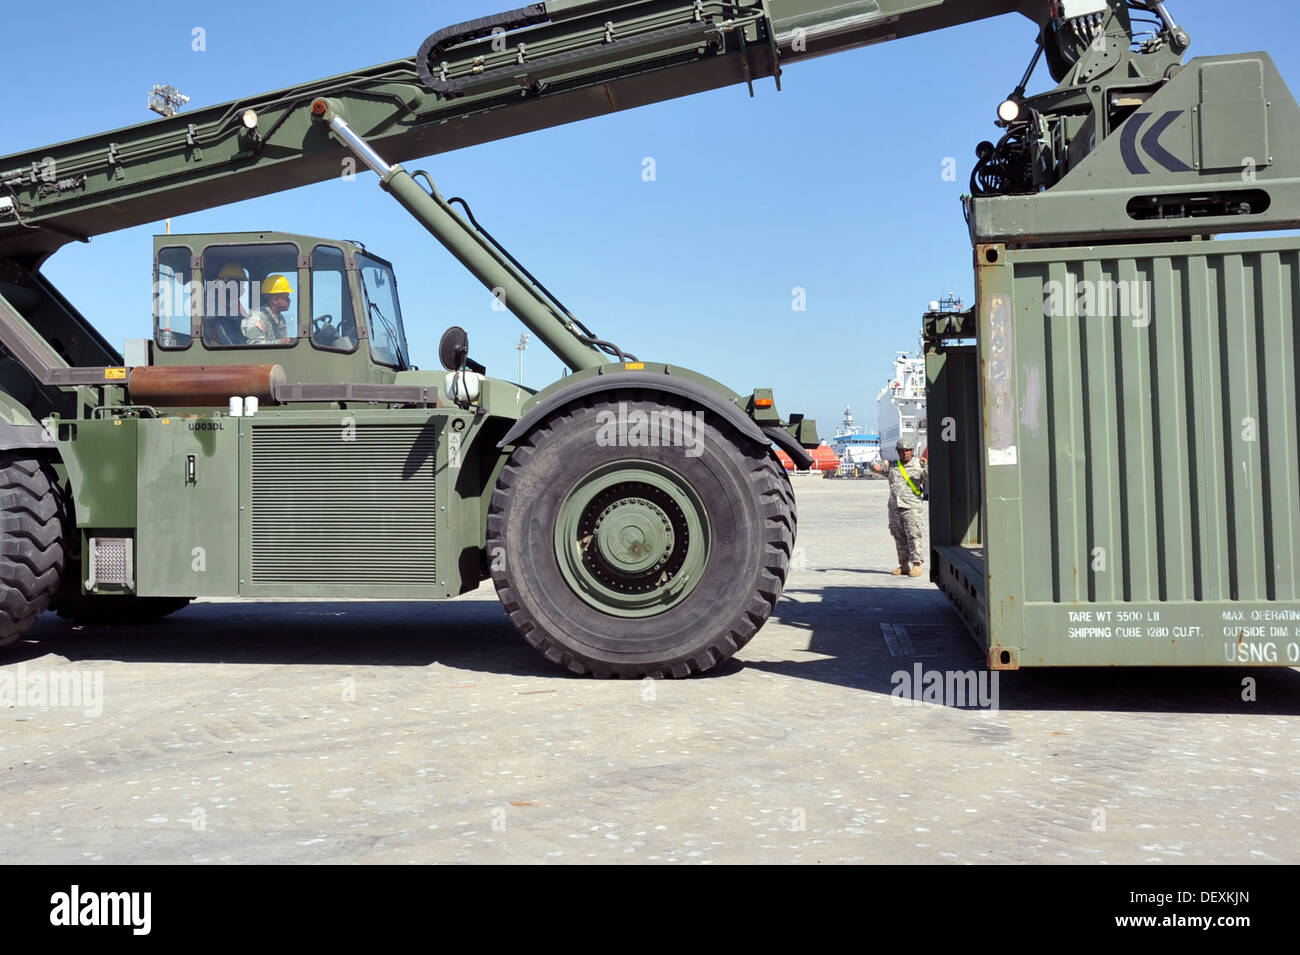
(1121, 110), (1193, 175)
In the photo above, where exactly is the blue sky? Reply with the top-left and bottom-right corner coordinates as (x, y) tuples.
(3, 0), (1297, 435)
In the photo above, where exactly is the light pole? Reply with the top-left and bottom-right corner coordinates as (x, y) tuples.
(516, 333), (531, 384)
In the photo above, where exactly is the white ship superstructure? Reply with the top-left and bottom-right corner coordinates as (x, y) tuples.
(830, 406), (881, 469)
(877, 294), (959, 462)
(877, 352), (927, 462)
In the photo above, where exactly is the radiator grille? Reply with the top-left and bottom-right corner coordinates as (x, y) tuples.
(250, 424), (437, 585)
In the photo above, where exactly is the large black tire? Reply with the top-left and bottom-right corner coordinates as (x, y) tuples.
(0, 455), (65, 648)
(487, 392), (796, 678)
(54, 594), (192, 626)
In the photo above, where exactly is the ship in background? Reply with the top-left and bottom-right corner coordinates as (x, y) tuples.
(829, 406), (881, 477)
(877, 293), (961, 462)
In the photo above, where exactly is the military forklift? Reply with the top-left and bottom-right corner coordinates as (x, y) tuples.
(0, 91), (816, 677)
(6, 0), (1300, 673)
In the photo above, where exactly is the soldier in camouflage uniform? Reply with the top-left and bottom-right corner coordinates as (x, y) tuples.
(242, 274), (294, 344)
(870, 437), (928, 577)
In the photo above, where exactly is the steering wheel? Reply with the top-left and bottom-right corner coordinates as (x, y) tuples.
(312, 314), (340, 346)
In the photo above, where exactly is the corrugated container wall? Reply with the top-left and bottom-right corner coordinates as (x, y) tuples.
(929, 235), (1300, 667)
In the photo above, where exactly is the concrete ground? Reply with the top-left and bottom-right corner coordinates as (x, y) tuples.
(1, 479), (1296, 864)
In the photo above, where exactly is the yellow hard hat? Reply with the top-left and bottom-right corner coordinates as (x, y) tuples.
(261, 274), (293, 296)
(217, 264), (248, 280)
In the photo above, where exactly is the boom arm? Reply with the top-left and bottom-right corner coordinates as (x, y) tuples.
(0, 0), (1033, 264)
(5, 0), (1298, 388)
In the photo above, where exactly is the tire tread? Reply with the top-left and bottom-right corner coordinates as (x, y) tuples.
(0, 455), (65, 648)
(487, 392), (797, 678)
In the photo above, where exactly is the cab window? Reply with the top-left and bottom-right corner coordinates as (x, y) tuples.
(154, 247), (194, 349)
(310, 246), (358, 353)
(358, 255), (410, 369)
(201, 244), (299, 347)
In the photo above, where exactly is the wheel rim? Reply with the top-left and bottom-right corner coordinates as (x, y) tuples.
(554, 461), (710, 617)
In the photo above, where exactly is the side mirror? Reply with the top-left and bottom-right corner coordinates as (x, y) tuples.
(439, 325), (470, 371)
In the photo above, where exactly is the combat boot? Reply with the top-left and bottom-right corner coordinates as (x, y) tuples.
(891, 566), (905, 576)
(908, 563), (923, 577)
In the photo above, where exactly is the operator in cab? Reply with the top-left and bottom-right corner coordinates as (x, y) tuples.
(242, 274), (295, 344)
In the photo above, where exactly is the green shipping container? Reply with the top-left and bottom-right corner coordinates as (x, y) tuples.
(927, 234), (1300, 668)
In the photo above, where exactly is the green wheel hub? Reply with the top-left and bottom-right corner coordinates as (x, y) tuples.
(554, 461), (710, 617)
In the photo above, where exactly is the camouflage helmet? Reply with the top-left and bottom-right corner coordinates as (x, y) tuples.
(896, 437), (915, 453)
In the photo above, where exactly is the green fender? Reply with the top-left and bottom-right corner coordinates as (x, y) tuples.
(496, 366), (813, 469)
(0, 390), (55, 452)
